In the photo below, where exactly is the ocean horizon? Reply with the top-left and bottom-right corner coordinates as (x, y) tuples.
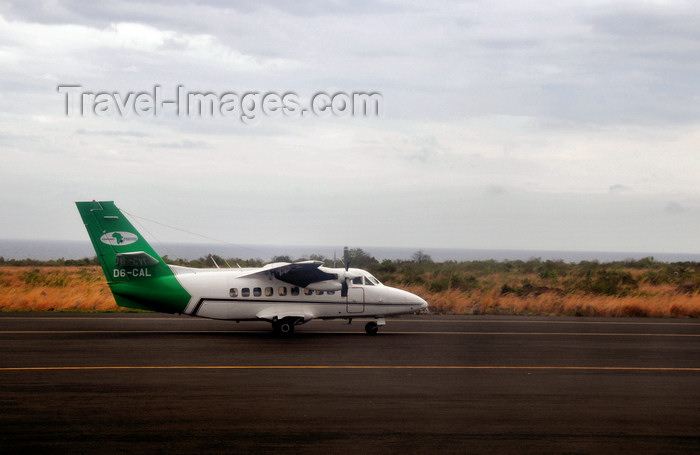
(2, 239), (700, 263)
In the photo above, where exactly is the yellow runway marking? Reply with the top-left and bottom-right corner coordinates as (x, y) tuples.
(0, 330), (254, 334)
(396, 319), (700, 326)
(1, 365), (698, 372)
(388, 332), (700, 337)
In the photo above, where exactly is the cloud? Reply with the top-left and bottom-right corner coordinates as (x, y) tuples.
(486, 184), (506, 195)
(2, 1), (700, 254)
(151, 139), (211, 149)
(665, 201), (688, 214)
(75, 128), (151, 137)
(609, 184), (632, 194)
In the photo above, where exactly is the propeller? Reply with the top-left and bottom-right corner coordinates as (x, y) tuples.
(341, 246), (349, 297)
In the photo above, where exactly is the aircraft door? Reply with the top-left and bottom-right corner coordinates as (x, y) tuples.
(346, 285), (365, 313)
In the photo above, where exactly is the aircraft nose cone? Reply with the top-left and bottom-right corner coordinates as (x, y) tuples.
(388, 287), (428, 310)
(405, 291), (428, 309)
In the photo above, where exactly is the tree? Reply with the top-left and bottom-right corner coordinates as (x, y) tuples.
(271, 255), (293, 263)
(347, 248), (377, 268)
(412, 250), (432, 263)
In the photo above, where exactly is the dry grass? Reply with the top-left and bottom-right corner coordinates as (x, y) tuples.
(0, 266), (118, 311)
(396, 282), (700, 318)
(2, 266), (700, 317)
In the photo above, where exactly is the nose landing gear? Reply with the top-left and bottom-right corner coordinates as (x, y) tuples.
(364, 317), (385, 336)
(365, 321), (379, 335)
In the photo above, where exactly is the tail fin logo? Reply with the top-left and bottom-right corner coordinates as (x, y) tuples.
(100, 231), (138, 246)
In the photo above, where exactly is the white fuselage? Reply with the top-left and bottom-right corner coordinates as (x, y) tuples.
(171, 265), (427, 322)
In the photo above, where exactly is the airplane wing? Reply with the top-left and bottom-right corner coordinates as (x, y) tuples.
(237, 261), (339, 288)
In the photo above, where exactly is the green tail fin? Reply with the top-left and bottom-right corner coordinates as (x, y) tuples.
(76, 201), (190, 313)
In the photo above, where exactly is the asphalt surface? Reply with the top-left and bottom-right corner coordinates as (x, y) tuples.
(0, 313), (698, 454)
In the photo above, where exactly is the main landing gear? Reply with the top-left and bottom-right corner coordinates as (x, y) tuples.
(272, 317), (300, 336)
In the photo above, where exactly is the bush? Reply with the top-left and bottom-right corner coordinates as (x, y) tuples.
(452, 274), (480, 292)
(589, 270), (638, 296)
(20, 269), (71, 287)
(428, 277), (449, 292)
(501, 283), (517, 295)
(537, 260), (568, 280)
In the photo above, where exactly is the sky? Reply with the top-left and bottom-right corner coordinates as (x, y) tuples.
(1, 0), (700, 255)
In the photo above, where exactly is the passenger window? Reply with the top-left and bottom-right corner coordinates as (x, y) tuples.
(328, 291), (335, 295)
(352, 276), (363, 285)
(315, 290), (324, 295)
(291, 287), (299, 296)
(229, 288), (238, 297)
(304, 289), (313, 295)
(265, 287), (273, 297)
(253, 287), (262, 297)
(242, 288), (250, 297)
(278, 287), (287, 296)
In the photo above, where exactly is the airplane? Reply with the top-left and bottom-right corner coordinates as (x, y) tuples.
(76, 201), (428, 335)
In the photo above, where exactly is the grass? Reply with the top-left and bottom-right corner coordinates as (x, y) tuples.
(395, 274), (700, 318)
(364, 257), (700, 317)
(0, 267), (118, 311)
(1, 261), (700, 317)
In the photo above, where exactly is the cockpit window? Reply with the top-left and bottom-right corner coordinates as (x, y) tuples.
(352, 276), (363, 285)
(366, 275), (381, 285)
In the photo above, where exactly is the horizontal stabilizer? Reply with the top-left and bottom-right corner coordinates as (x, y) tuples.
(115, 252), (160, 268)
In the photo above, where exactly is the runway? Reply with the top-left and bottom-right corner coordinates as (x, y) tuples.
(1, 314), (698, 454)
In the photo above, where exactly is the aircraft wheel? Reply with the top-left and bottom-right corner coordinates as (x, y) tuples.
(365, 321), (379, 336)
(273, 318), (296, 336)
